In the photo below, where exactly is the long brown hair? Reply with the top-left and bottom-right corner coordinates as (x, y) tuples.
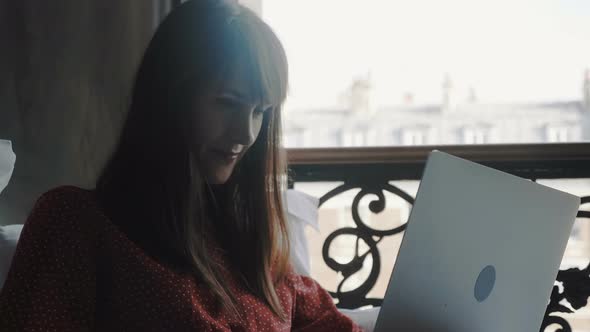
(95, 0), (290, 319)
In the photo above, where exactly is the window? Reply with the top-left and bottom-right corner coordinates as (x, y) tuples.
(401, 129), (426, 146)
(343, 130), (365, 147)
(463, 127), (490, 144)
(261, 0), (590, 147)
(266, 2), (590, 326)
(546, 125), (570, 143)
(323, 129), (343, 147)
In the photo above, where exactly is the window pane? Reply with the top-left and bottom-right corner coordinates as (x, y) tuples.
(260, 0), (590, 147)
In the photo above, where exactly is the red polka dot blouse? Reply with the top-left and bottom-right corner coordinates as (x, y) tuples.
(0, 186), (363, 331)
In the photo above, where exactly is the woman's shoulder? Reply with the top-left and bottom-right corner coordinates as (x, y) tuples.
(30, 185), (102, 219)
(35, 185), (95, 208)
(23, 185), (106, 238)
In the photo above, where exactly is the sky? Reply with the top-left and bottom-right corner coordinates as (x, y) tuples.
(262, 0), (590, 111)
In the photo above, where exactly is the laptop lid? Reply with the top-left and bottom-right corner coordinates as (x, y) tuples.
(374, 151), (580, 332)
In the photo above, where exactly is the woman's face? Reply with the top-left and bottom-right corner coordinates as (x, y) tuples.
(191, 66), (272, 184)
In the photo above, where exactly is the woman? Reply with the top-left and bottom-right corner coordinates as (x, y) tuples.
(0, 0), (363, 331)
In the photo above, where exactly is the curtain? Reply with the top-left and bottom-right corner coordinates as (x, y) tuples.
(0, 1), (165, 225)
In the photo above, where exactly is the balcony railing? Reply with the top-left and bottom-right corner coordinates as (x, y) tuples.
(287, 143), (590, 332)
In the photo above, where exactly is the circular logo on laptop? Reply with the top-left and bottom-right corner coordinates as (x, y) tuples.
(474, 265), (496, 302)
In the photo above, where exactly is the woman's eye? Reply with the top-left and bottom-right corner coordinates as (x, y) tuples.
(216, 95), (271, 117)
(216, 97), (240, 109)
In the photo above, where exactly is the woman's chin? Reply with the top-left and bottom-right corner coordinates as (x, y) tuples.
(205, 168), (234, 185)
(199, 150), (241, 185)
(207, 177), (228, 185)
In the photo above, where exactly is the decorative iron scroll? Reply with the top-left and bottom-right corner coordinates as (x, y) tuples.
(317, 183), (590, 329)
(319, 179), (414, 309)
(540, 197), (590, 332)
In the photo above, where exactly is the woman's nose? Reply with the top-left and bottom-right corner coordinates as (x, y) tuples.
(230, 112), (256, 146)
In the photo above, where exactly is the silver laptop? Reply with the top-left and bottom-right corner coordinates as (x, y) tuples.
(374, 151), (580, 332)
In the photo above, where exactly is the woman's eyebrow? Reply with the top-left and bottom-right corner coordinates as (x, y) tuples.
(219, 90), (269, 108)
(220, 90), (249, 101)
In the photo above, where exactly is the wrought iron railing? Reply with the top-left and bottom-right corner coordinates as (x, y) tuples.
(288, 143), (590, 332)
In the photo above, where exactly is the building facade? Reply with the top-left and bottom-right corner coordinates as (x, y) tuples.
(285, 72), (590, 148)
